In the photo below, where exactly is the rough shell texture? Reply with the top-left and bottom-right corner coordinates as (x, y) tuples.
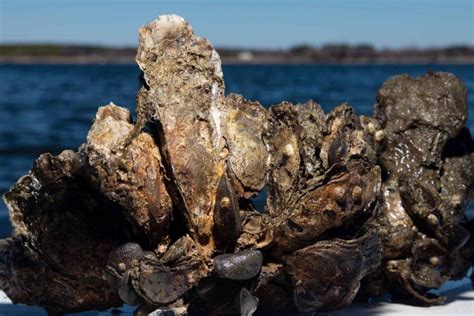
(130, 236), (209, 306)
(222, 93), (269, 199)
(1, 150), (125, 313)
(135, 14), (227, 255)
(284, 234), (381, 311)
(375, 72), (467, 138)
(362, 72), (474, 305)
(85, 104), (173, 250)
(263, 102), (381, 255)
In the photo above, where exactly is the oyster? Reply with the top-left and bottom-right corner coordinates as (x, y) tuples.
(133, 15), (227, 255)
(105, 236), (208, 312)
(1, 150), (126, 314)
(221, 93), (269, 199)
(362, 72), (474, 305)
(85, 104), (173, 251)
(264, 101), (381, 255)
(284, 234), (381, 311)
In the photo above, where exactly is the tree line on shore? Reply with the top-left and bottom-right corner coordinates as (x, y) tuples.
(1, 43), (473, 63)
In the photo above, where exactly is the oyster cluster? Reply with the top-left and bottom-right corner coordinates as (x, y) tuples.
(0, 15), (473, 316)
(361, 72), (474, 305)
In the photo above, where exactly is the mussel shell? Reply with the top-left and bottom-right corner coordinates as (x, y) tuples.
(106, 242), (144, 274)
(213, 250), (263, 280)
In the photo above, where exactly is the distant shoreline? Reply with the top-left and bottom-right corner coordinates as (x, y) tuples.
(1, 44), (473, 65)
(1, 56), (473, 65)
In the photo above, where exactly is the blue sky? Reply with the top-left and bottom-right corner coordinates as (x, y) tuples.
(0, 0), (472, 48)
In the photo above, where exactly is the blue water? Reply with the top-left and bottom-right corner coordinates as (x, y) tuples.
(1, 64), (473, 238)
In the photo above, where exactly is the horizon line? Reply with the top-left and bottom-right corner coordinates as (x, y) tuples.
(1, 42), (473, 51)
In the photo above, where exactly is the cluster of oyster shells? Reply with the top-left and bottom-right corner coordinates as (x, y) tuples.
(0, 15), (473, 316)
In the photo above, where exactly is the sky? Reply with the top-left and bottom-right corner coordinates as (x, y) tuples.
(0, 0), (473, 49)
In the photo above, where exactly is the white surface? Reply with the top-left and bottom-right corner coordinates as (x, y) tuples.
(0, 291), (12, 304)
(0, 279), (473, 315)
(333, 280), (474, 316)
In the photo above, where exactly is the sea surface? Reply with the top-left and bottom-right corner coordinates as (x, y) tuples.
(0, 64), (473, 239)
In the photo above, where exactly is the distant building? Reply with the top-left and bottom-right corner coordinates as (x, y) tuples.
(237, 51), (254, 62)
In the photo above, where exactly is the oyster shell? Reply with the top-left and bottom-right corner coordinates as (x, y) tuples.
(264, 102), (381, 255)
(1, 150), (126, 313)
(284, 234), (381, 311)
(362, 72), (474, 305)
(134, 15), (227, 255)
(85, 104), (173, 251)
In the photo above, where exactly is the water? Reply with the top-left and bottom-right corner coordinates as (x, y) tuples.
(1, 64), (473, 238)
